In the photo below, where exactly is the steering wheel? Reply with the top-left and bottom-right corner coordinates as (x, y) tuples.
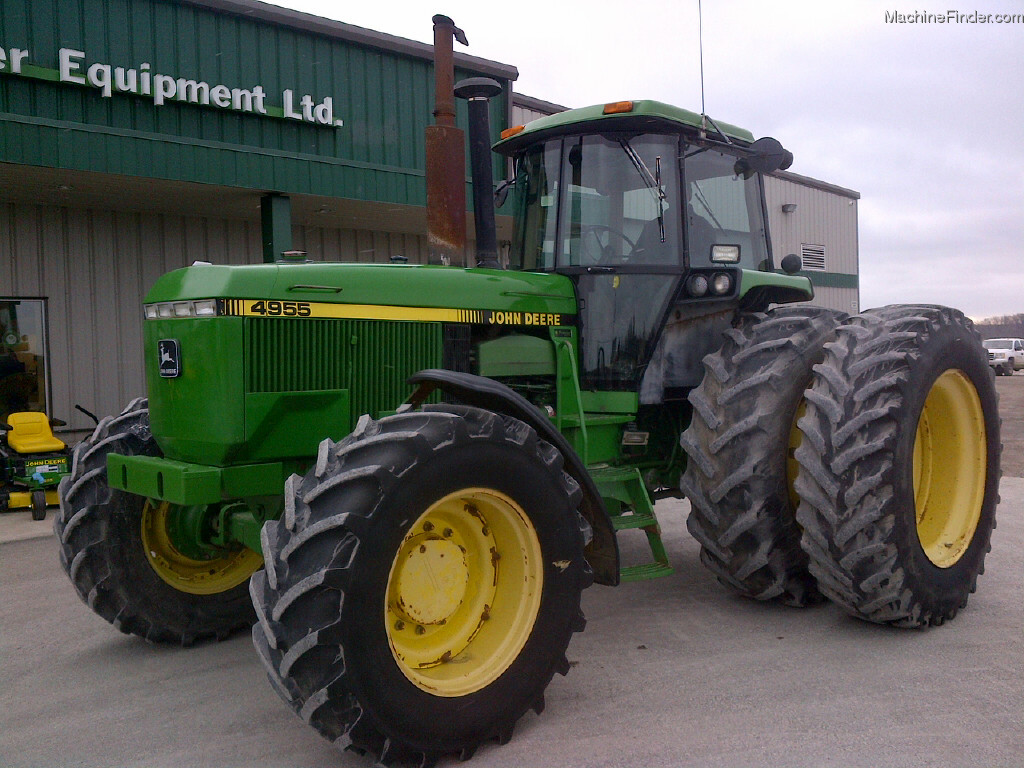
(579, 224), (637, 265)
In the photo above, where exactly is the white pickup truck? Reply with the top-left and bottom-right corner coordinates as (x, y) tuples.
(983, 338), (1024, 375)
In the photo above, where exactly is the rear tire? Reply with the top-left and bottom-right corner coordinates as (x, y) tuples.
(250, 406), (591, 764)
(681, 306), (846, 606)
(31, 489), (46, 520)
(795, 305), (1000, 626)
(55, 398), (259, 644)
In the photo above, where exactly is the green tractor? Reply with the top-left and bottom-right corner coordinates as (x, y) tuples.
(55, 92), (1000, 764)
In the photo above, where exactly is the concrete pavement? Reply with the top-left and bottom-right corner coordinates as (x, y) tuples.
(1, 483), (1022, 767)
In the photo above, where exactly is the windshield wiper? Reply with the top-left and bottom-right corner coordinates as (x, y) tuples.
(619, 139), (667, 243)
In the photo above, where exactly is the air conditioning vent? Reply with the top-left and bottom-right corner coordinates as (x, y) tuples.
(801, 243), (826, 271)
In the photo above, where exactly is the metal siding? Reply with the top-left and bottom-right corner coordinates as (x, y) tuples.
(765, 174), (859, 313)
(512, 105), (550, 126)
(0, 0), (508, 205)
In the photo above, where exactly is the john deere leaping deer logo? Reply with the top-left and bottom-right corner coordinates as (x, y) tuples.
(157, 339), (180, 378)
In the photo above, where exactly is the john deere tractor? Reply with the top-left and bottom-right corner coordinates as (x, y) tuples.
(55, 92), (1000, 764)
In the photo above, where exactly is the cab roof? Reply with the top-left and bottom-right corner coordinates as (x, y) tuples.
(493, 100), (755, 155)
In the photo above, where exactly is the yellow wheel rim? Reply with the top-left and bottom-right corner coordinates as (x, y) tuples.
(787, 398), (807, 511)
(140, 501), (263, 595)
(912, 370), (987, 568)
(385, 488), (543, 697)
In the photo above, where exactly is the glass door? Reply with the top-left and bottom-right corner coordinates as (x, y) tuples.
(0, 299), (50, 421)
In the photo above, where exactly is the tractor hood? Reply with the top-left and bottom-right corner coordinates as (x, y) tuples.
(145, 262), (579, 321)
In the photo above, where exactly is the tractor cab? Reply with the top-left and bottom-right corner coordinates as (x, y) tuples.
(495, 100), (794, 392)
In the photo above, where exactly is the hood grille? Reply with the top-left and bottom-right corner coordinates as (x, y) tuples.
(246, 317), (443, 417)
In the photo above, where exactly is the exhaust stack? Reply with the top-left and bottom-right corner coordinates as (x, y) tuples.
(455, 77), (503, 270)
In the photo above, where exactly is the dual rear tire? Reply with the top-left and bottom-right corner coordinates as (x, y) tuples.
(683, 305), (999, 627)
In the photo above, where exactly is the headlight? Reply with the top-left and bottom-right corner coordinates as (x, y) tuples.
(711, 272), (733, 295)
(685, 274), (709, 297)
(711, 244), (740, 263)
(146, 300), (219, 319)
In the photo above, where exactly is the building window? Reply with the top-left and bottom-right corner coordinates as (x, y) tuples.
(0, 299), (50, 420)
(801, 243), (826, 271)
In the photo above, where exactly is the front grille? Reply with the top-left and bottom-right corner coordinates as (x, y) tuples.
(246, 318), (443, 417)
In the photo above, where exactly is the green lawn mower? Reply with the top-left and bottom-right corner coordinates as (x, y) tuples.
(1, 406), (97, 519)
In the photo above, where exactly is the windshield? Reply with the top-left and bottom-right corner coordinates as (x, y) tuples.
(510, 134), (682, 270)
(984, 340), (1012, 349)
(510, 135), (770, 272)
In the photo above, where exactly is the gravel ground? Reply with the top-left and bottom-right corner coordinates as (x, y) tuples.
(995, 374), (1024, 476)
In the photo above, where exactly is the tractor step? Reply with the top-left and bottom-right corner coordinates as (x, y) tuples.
(610, 510), (658, 531)
(590, 465), (674, 582)
(619, 561), (675, 583)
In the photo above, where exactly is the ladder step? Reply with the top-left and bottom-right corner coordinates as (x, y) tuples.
(620, 562), (674, 583)
(590, 465), (640, 485)
(610, 512), (658, 531)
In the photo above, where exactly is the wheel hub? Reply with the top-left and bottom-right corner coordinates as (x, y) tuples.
(385, 488), (543, 697)
(392, 537), (468, 626)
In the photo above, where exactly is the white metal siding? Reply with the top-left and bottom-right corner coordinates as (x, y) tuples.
(512, 104), (552, 127)
(764, 174), (859, 313)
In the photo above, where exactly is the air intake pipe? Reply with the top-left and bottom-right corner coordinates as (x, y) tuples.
(455, 77), (503, 270)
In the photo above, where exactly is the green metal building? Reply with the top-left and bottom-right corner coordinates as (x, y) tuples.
(0, 0), (517, 433)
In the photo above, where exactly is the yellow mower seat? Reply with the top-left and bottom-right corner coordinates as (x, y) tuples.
(6, 412), (66, 454)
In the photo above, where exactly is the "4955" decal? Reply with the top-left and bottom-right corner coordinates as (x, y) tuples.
(249, 300), (312, 317)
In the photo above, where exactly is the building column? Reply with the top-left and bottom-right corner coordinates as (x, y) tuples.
(260, 193), (292, 263)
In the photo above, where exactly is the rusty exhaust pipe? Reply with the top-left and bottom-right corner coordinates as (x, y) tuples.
(425, 14), (468, 266)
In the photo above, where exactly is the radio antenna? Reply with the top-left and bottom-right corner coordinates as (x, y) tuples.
(698, 0), (707, 135)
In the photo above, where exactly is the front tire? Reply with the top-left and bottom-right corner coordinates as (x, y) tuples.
(55, 398), (260, 644)
(795, 305), (1000, 626)
(31, 489), (46, 520)
(681, 306), (846, 606)
(250, 406), (591, 764)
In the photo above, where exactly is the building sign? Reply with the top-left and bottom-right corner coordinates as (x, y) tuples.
(0, 45), (343, 127)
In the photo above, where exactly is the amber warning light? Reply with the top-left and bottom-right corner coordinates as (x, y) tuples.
(603, 101), (634, 114)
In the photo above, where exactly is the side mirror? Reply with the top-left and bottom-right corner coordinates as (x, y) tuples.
(780, 253), (802, 274)
(737, 137), (794, 177)
(494, 179), (514, 209)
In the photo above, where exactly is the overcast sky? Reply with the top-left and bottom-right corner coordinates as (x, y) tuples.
(275, 0), (1023, 320)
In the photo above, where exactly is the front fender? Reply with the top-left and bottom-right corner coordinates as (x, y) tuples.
(404, 369), (620, 587)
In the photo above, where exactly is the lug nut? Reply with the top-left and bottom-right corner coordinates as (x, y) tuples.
(423, 521), (434, 532)
(415, 625), (425, 635)
(395, 620), (405, 631)
(443, 528), (453, 538)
